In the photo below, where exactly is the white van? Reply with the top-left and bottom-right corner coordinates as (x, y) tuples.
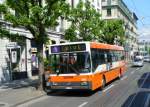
(133, 56), (144, 67)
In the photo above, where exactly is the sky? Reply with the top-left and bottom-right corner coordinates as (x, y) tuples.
(123, 0), (150, 41)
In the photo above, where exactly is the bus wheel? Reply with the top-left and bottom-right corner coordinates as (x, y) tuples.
(101, 76), (106, 90)
(118, 70), (122, 79)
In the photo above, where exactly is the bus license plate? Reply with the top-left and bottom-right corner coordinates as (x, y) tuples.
(66, 87), (72, 89)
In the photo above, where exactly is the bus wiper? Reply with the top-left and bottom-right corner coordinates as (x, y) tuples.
(69, 64), (80, 75)
(57, 63), (67, 75)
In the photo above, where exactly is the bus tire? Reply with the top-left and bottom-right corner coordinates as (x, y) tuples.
(118, 69), (122, 79)
(101, 76), (106, 90)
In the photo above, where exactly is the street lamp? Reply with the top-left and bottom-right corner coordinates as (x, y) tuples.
(143, 40), (145, 52)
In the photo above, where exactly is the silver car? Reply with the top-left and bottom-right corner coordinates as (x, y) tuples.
(133, 56), (144, 67)
(144, 56), (150, 62)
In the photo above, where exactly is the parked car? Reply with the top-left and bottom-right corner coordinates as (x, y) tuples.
(133, 56), (144, 67)
(144, 56), (150, 62)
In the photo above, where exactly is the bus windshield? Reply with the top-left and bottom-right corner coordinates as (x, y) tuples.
(49, 52), (91, 74)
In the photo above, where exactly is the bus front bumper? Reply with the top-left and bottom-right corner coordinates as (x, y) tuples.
(46, 81), (92, 90)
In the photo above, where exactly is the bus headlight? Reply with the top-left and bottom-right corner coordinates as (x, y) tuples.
(81, 81), (88, 86)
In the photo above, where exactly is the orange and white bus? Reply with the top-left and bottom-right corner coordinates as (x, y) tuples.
(45, 42), (126, 91)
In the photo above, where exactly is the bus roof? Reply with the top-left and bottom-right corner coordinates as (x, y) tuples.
(90, 42), (124, 51)
(50, 41), (124, 51)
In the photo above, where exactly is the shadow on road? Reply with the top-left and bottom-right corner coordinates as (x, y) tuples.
(122, 72), (150, 107)
(121, 91), (150, 107)
(47, 89), (97, 97)
(138, 72), (150, 89)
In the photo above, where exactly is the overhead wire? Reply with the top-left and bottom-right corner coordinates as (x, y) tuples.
(130, 0), (150, 27)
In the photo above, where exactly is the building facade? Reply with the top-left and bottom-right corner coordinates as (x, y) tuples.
(138, 40), (150, 55)
(0, 19), (63, 83)
(0, 1), (64, 83)
(101, 0), (138, 60)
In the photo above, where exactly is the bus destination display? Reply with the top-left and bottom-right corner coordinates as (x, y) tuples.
(51, 44), (86, 53)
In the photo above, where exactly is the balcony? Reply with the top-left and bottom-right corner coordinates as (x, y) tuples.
(102, 0), (118, 6)
(102, 0), (134, 24)
(118, 0), (133, 22)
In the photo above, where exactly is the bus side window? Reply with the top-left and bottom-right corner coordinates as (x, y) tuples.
(107, 50), (112, 62)
(98, 49), (106, 64)
(104, 51), (108, 63)
(121, 51), (125, 60)
(91, 49), (98, 70)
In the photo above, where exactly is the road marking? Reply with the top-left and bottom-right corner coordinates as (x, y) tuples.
(128, 68), (140, 76)
(131, 71), (135, 74)
(144, 94), (150, 107)
(78, 102), (88, 107)
(132, 68), (140, 72)
(121, 76), (127, 80)
(103, 84), (115, 92)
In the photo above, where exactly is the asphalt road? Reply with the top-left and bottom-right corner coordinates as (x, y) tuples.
(18, 63), (150, 107)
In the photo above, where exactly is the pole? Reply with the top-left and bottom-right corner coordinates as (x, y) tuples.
(9, 49), (12, 81)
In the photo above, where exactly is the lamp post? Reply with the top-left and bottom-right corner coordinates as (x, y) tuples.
(143, 40), (145, 52)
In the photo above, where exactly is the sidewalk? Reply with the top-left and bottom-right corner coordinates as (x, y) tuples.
(0, 79), (46, 107)
(0, 79), (38, 92)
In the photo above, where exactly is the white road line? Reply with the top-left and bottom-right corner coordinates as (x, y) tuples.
(103, 84), (115, 92)
(128, 68), (140, 75)
(132, 68), (139, 72)
(78, 102), (88, 107)
(121, 76), (127, 80)
(136, 68), (141, 71)
(144, 94), (150, 107)
(131, 71), (135, 74)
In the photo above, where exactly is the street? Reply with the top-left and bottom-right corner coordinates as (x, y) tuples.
(17, 63), (150, 107)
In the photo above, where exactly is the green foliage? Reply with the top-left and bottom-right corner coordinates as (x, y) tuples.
(65, 25), (78, 41)
(102, 19), (125, 45)
(0, 4), (7, 14)
(1, 0), (68, 44)
(65, 0), (104, 41)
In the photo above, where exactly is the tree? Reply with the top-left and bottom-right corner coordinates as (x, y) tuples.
(65, 0), (104, 41)
(0, 0), (68, 89)
(102, 19), (125, 45)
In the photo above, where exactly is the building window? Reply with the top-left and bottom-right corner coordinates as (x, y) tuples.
(52, 40), (56, 44)
(102, 0), (105, 2)
(97, 0), (100, 6)
(71, 0), (74, 8)
(60, 17), (64, 32)
(131, 27), (134, 32)
(107, 8), (111, 16)
(15, 10), (19, 17)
